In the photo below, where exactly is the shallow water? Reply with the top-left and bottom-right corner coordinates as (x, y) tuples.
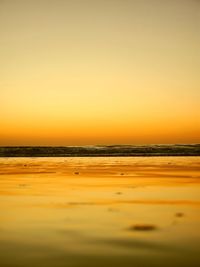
(0, 157), (200, 267)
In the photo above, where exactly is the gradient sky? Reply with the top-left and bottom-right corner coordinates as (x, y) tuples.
(0, 0), (200, 145)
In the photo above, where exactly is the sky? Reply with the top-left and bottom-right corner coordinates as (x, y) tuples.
(0, 0), (200, 146)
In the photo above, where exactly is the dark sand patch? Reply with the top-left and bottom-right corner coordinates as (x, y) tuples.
(128, 224), (158, 231)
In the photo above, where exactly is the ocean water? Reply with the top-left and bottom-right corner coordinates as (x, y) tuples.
(0, 157), (200, 267)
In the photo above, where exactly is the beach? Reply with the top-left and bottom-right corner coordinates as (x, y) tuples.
(0, 156), (200, 267)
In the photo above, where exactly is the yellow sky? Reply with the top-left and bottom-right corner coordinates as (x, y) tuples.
(0, 0), (200, 145)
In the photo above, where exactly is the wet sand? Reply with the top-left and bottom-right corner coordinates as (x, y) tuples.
(0, 157), (200, 267)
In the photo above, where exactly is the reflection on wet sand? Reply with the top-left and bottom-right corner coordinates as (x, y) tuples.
(0, 157), (200, 267)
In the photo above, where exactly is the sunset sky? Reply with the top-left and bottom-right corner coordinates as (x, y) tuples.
(0, 0), (199, 145)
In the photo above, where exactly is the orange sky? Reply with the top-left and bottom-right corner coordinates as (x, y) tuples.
(0, 0), (200, 145)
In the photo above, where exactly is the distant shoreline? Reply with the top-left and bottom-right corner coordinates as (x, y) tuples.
(0, 145), (199, 157)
